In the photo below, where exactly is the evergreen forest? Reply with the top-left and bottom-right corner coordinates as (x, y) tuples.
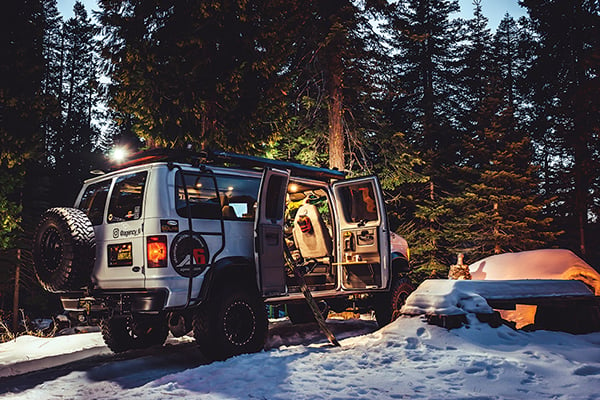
(1, 0), (599, 319)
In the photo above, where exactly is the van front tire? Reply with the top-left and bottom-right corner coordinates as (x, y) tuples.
(374, 277), (414, 327)
(101, 314), (169, 353)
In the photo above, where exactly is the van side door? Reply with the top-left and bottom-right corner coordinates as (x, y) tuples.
(254, 168), (290, 296)
(331, 176), (390, 290)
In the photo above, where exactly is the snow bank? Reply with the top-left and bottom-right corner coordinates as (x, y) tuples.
(401, 279), (594, 316)
(0, 333), (111, 378)
(468, 249), (600, 295)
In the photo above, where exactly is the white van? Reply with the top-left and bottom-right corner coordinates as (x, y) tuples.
(33, 149), (412, 360)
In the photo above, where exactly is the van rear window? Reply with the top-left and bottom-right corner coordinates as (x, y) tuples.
(78, 180), (111, 225)
(337, 182), (379, 223)
(107, 172), (147, 223)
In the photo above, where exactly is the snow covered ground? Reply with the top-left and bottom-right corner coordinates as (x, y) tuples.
(1, 314), (599, 400)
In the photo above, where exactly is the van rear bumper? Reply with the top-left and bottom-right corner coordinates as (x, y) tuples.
(61, 289), (168, 314)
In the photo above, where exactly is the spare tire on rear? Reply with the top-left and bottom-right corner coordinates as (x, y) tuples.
(33, 207), (96, 293)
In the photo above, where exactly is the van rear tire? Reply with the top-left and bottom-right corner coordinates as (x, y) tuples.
(194, 286), (268, 361)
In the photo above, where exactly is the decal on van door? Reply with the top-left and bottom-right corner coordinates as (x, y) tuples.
(170, 231), (210, 277)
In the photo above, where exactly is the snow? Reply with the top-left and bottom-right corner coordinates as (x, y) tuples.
(2, 257), (599, 399)
(468, 249), (600, 295)
(1, 314), (600, 399)
(401, 279), (595, 316)
(0, 331), (111, 378)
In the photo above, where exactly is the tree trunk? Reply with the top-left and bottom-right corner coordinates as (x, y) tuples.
(326, 34), (345, 172)
(12, 249), (21, 333)
(328, 82), (344, 171)
(493, 202), (501, 254)
(573, 134), (589, 257)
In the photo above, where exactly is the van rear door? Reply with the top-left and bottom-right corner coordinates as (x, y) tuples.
(254, 168), (290, 296)
(331, 176), (390, 290)
(96, 171), (148, 289)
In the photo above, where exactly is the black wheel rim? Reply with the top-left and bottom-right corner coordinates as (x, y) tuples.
(223, 300), (256, 346)
(40, 227), (62, 273)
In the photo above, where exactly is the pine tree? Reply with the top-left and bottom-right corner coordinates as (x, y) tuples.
(382, 0), (462, 272)
(0, 0), (45, 247)
(443, 9), (558, 263)
(384, 0), (461, 163)
(98, 0), (300, 152)
(270, 1), (393, 173)
(445, 95), (557, 261)
(40, 0), (64, 166)
(455, 0), (493, 142)
(39, 1), (104, 204)
(521, 0), (600, 259)
(0, 0), (49, 324)
(58, 2), (100, 164)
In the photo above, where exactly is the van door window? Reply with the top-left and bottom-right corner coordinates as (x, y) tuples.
(337, 182), (379, 224)
(78, 180), (111, 225)
(107, 172), (147, 223)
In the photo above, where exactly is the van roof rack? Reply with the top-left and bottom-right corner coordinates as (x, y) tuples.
(111, 148), (346, 181)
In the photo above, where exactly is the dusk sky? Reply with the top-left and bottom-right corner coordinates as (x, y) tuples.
(57, 0), (528, 31)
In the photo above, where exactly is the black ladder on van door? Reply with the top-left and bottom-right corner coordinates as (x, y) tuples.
(169, 163), (226, 309)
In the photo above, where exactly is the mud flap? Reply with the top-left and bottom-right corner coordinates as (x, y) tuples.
(283, 246), (340, 347)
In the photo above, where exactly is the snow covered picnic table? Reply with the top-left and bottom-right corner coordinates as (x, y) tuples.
(401, 279), (600, 333)
(402, 279), (595, 316)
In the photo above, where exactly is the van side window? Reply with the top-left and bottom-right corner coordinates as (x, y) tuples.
(79, 180), (111, 225)
(107, 172), (147, 223)
(175, 171), (260, 220)
(217, 175), (260, 220)
(176, 173), (220, 219)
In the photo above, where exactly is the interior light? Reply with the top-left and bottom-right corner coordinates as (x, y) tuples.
(289, 183), (299, 193)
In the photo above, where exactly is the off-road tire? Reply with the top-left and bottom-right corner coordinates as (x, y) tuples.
(193, 286), (268, 361)
(374, 277), (414, 327)
(192, 305), (213, 358)
(101, 314), (169, 353)
(33, 207), (95, 293)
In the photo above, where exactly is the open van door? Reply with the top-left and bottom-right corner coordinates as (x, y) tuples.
(332, 176), (390, 290)
(255, 168), (290, 296)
